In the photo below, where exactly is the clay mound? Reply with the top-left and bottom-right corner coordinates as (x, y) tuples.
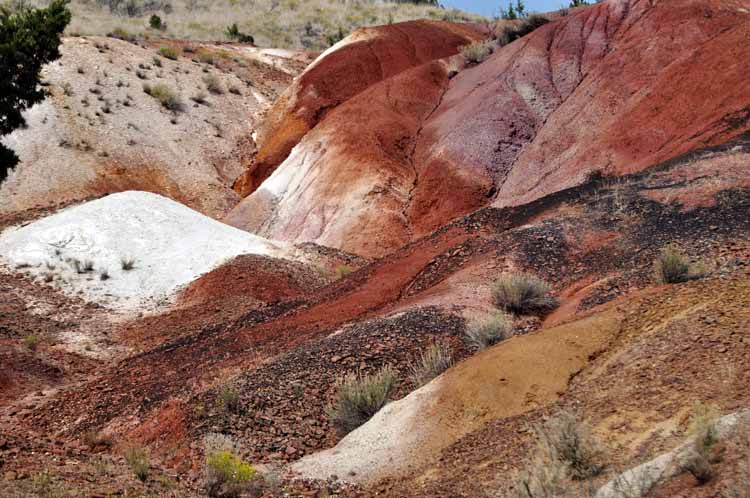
(0, 191), (290, 310)
(231, 20), (486, 197)
(227, 0), (750, 257)
(0, 37), (306, 219)
(293, 309), (620, 484)
(176, 253), (329, 309)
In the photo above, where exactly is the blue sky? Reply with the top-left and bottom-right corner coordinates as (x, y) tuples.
(443, 0), (563, 17)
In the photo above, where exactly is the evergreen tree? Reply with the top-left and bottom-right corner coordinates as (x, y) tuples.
(0, 0), (71, 183)
(516, 0), (526, 18)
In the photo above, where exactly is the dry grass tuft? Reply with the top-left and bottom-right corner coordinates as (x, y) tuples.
(492, 273), (558, 315)
(410, 340), (453, 387)
(327, 365), (395, 435)
(465, 313), (513, 351)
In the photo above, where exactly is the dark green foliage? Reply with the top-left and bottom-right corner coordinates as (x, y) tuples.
(225, 23), (254, 44)
(149, 14), (163, 30)
(569, 0), (590, 6)
(325, 26), (346, 47)
(0, 0), (71, 183)
(496, 14), (549, 46)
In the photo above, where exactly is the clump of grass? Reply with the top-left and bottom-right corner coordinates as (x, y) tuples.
(143, 83), (182, 111)
(459, 39), (494, 64)
(465, 313), (512, 351)
(158, 46), (179, 60)
(99, 269), (110, 281)
(82, 260), (95, 272)
(107, 27), (135, 42)
(203, 74), (224, 94)
(536, 410), (606, 480)
(205, 449), (256, 498)
(120, 257), (136, 271)
(198, 52), (215, 65)
(23, 334), (40, 351)
(491, 273), (558, 315)
(327, 365), (395, 435)
(335, 264), (352, 279)
(654, 247), (706, 284)
(217, 384), (240, 414)
(191, 91), (208, 104)
(410, 340), (453, 387)
(680, 402), (720, 484)
(124, 446), (149, 482)
(81, 429), (113, 451)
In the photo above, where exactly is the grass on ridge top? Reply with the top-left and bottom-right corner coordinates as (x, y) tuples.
(31, 0), (487, 49)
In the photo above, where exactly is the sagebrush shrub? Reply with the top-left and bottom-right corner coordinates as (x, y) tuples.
(537, 411), (605, 480)
(124, 446), (149, 482)
(459, 39), (494, 64)
(327, 365), (395, 435)
(654, 247), (693, 284)
(465, 313), (512, 351)
(203, 74), (224, 94)
(492, 273), (558, 314)
(143, 83), (182, 111)
(410, 340), (453, 387)
(205, 450), (256, 498)
(218, 384), (240, 414)
(158, 46), (178, 60)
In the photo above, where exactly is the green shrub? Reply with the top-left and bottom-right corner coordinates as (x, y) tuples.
(149, 14), (163, 30)
(465, 313), (513, 351)
(107, 27), (135, 41)
(654, 247), (705, 284)
(225, 23), (254, 44)
(410, 340), (453, 387)
(335, 264), (352, 279)
(459, 39), (494, 64)
(536, 411), (605, 480)
(23, 334), (39, 350)
(492, 273), (558, 314)
(158, 46), (179, 60)
(203, 74), (224, 94)
(124, 446), (149, 482)
(327, 365), (395, 435)
(217, 384), (240, 414)
(198, 52), (215, 65)
(143, 83), (182, 111)
(205, 450), (256, 498)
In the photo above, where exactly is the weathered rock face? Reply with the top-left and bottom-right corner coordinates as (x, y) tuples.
(227, 0), (750, 257)
(226, 60), (454, 256)
(230, 20), (487, 197)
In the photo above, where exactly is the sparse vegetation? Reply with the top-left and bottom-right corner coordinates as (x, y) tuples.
(124, 446), (149, 482)
(225, 22), (254, 43)
(107, 27), (135, 41)
(465, 313), (513, 351)
(191, 90), (208, 104)
(158, 46), (179, 60)
(149, 13), (164, 30)
(492, 273), (558, 315)
(495, 14), (550, 46)
(45, 0), (484, 50)
(99, 268), (110, 280)
(203, 74), (224, 94)
(680, 402), (720, 484)
(327, 365), (395, 435)
(217, 384), (240, 414)
(23, 334), (40, 350)
(410, 340), (453, 387)
(143, 82), (182, 111)
(205, 449), (256, 498)
(335, 264), (352, 279)
(459, 39), (494, 64)
(198, 52), (215, 65)
(120, 256), (136, 270)
(536, 410), (605, 480)
(654, 247), (706, 284)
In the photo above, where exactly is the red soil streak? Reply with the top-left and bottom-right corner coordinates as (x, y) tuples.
(232, 20), (485, 197)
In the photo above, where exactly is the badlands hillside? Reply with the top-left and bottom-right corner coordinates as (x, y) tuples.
(2, 0), (750, 497)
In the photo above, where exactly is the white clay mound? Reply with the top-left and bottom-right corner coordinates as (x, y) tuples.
(0, 191), (290, 310)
